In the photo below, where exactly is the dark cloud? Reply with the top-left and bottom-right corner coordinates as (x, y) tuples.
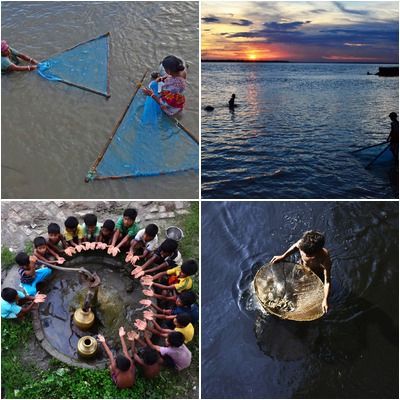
(227, 20), (311, 39)
(226, 20), (398, 51)
(320, 25), (399, 43)
(333, 2), (369, 15)
(310, 8), (327, 14)
(231, 19), (253, 26)
(227, 30), (306, 40)
(202, 16), (220, 23)
(262, 20), (311, 31)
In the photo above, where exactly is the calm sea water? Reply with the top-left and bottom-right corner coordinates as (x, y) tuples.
(201, 201), (398, 398)
(2, 1), (199, 199)
(202, 62), (399, 199)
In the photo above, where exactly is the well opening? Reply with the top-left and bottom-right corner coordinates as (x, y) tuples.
(33, 253), (147, 368)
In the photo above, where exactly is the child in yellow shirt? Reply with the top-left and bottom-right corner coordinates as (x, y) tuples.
(148, 313), (194, 344)
(152, 260), (197, 293)
(64, 216), (84, 247)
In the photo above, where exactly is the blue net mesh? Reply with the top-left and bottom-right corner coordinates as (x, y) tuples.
(37, 33), (110, 97)
(141, 80), (162, 124)
(356, 143), (394, 165)
(91, 78), (198, 179)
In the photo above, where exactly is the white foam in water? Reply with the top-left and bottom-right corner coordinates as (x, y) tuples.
(239, 278), (268, 316)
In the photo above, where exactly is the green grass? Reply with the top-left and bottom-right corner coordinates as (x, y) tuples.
(1, 203), (199, 399)
(179, 202), (199, 261)
(1, 246), (15, 269)
(1, 241), (35, 270)
(1, 318), (37, 398)
(24, 241), (34, 255)
(5, 361), (198, 399)
(178, 202), (199, 293)
(1, 242), (34, 271)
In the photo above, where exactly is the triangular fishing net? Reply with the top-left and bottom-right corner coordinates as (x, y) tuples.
(86, 72), (198, 181)
(355, 144), (394, 168)
(254, 262), (324, 321)
(37, 32), (110, 97)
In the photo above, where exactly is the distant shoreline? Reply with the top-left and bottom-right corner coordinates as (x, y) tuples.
(202, 59), (399, 65)
(202, 59), (290, 63)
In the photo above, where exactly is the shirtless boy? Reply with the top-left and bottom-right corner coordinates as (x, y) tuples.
(270, 230), (331, 313)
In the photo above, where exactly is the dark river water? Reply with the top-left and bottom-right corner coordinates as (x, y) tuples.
(1, 1), (199, 199)
(202, 62), (399, 199)
(201, 201), (398, 398)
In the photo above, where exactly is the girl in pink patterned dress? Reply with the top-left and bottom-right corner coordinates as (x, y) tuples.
(142, 55), (187, 116)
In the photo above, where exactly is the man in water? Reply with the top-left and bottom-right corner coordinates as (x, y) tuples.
(270, 230), (331, 313)
(228, 94), (236, 110)
(387, 112), (399, 161)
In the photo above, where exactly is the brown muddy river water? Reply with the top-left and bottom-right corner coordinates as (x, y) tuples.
(2, 1), (199, 199)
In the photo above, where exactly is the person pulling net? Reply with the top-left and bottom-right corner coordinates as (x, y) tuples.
(1, 40), (38, 73)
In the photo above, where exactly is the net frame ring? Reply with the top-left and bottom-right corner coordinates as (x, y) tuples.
(253, 261), (325, 322)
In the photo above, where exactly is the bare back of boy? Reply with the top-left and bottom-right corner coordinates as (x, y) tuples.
(143, 361), (162, 379)
(133, 353), (162, 379)
(298, 243), (331, 281)
(110, 364), (136, 389)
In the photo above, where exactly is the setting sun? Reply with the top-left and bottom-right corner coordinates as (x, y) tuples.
(202, 1), (398, 63)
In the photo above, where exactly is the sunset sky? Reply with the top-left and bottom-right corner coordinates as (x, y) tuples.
(202, 1), (399, 62)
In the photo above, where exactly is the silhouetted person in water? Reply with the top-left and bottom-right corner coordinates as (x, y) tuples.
(228, 94), (236, 110)
(387, 112), (399, 161)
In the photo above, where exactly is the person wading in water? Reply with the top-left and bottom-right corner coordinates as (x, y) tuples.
(387, 112), (399, 161)
(228, 94), (236, 111)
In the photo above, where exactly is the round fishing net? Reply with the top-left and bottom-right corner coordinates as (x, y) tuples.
(254, 262), (324, 321)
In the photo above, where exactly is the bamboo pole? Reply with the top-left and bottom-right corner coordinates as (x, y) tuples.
(48, 78), (110, 97)
(172, 118), (199, 144)
(92, 167), (195, 181)
(85, 70), (148, 182)
(106, 31), (111, 98)
(351, 141), (387, 154)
